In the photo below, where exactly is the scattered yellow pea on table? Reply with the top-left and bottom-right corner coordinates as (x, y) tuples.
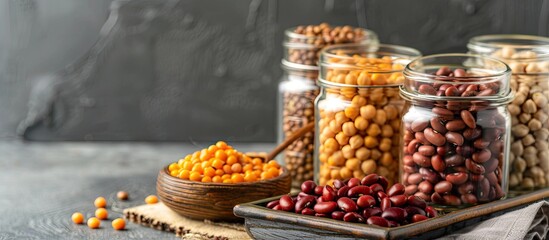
(145, 195), (158, 204)
(87, 217), (101, 229)
(71, 212), (84, 224)
(111, 218), (126, 230)
(95, 208), (108, 220)
(94, 197), (107, 208)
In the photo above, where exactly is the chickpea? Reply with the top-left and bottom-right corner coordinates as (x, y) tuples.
(374, 109), (387, 125)
(345, 158), (361, 171)
(342, 122), (357, 136)
(381, 125), (394, 137)
(354, 116), (369, 131)
(364, 136), (379, 148)
(351, 95), (367, 106)
(328, 151), (345, 166)
(522, 99), (538, 114)
(370, 149), (382, 160)
(366, 124), (381, 137)
(349, 135), (364, 149)
(329, 120), (342, 133)
(361, 160), (377, 174)
(341, 145), (355, 159)
(340, 167), (353, 179)
(345, 106), (359, 119)
(355, 147), (371, 161)
(379, 138), (392, 152)
(335, 112), (349, 126)
(335, 132), (350, 146)
(383, 105), (398, 120)
(360, 105), (376, 119)
(324, 138), (340, 153)
(380, 152), (393, 167)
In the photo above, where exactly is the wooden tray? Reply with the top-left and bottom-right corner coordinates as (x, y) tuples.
(234, 189), (549, 240)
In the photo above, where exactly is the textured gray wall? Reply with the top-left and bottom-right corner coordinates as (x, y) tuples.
(1, 0), (548, 142)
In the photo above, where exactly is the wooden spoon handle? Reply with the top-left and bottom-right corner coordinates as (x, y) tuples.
(266, 122), (314, 161)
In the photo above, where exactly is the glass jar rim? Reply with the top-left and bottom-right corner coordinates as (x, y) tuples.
(317, 78), (400, 89)
(404, 53), (511, 82)
(281, 59), (319, 71)
(399, 85), (515, 105)
(284, 27), (377, 41)
(319, 43), (421, 74)
(467, 34), (549, 60)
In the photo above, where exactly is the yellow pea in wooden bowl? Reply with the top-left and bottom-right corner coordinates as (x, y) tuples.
(156, 165), (291, 222)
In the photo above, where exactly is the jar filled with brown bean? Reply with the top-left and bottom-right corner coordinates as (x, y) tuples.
(468, 35), (549, 192)
(315, 44), (421, 187)
(400, 54), (513, 208)
(283, 23), (378, 66)
(278, 60), (320, 187)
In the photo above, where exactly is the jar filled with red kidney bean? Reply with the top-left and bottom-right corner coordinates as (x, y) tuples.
(400, 54), (514, 209)
(468, 35), (549, 192)
(316, 44), (421, 187)
(278, 60), (319, 187)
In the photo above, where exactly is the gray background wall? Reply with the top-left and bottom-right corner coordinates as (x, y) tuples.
(1, 0), (548, 142)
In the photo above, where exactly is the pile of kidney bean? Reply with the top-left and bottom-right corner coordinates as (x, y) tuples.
(266, 174), (437, 227)
(402, 67), (507, 206)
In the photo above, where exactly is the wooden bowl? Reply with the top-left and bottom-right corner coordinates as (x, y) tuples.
(157, 165), (292, 222)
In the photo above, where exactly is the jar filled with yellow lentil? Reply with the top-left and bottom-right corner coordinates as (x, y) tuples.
(315, 44), (421, 186)
(468, 35), (549, 192)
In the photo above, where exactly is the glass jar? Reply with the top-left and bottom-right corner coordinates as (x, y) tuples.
(400, 54), (513, 209)
(278, 60), (320, 188)
(283, 24), (379, 66)
(315, 44), (421, 187)
(468, 35), (549, 192)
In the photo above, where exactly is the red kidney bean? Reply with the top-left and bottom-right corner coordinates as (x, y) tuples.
(456, 145), (474, 158)
(466, 158), (485, 174)
(424, 128), (446, 146)
(414, 192), (430, 201)
(405, 185), (418, 195)
(446, 120), (466, 132)
(453, 68), (466, 77)
(357, 195), (376, 208)
(362, 207), (383, 219)
(434, 181), (453, 194)
(337, 197), (358, 212)
(445, 86), (461, 96)
(378, 176), (389, 190)
(301, 208), (315, 216)
(331, 211), (345, 220)
(337, 186), (350, 197)
(389, 195), (407, 206)
(380, 197), (391, 211)
(445, 155), (465, 167)
(413, 152), (432, 167)
(432, 107), (454, 119)
(431, 192), (444, 204)
(469, 174), (484, 182)
(387, 183), (406, 197)
(472, 149), (491, 163)
(431, 155), (446, 172)
(266, 200), (279, 209)
(315, 213), (330, 218)
(478, 178), (491, 201)
(445, 132), (464, 146)
(279, 195), (295, 212)
(347, 178), (361, 188)
(458, 181), (474, 195)
(297, 192), (311, 200)
(273, 204), (282, 210)
(415, 132), (431, 145)
(418, 145), (435, 156)
(407, 196), (427, 209)
(361, 174), (379, 186)
(404, 206), (426, 217)
(463, 127), (482, 140)
(404, 165), (418, 174)
(370, 183), (384, 193)
(367, 216), (389, 227)
(462, 90), (477, 97)
(322, 185), (337, 202)
(486, 172), (498, 186)
(425, 206), (437, 218)
(314, 185), (324, 196)
(460, 110), (476, 128)
(333, 179), (345, 189)
(430, 118), (448, 134)
(436, 66), (452, 76)
(343, 212), (365, 223)
(382, 207), (408, 222)
(443, 195), (462, 206)
(411, 119), (429, 132)
(314, 201), (337, 214)
(446, 172), (468, 185)
(377, 191), (388, 201)
(488, 141), (503, 155)
(418, 84), (437, 95)
(348, 186), (372, 197)
(494, 184), (504, 199)
(460, 193), (478, 204)
(412, 214), (429, 223)
(295, 196), (316, 213)
(419, 167), (438, 184)
(403, 155), (414, 166)
(301, 180), (316, 194)
(406, 139), (420, 154)
(407, 173), (423, 185)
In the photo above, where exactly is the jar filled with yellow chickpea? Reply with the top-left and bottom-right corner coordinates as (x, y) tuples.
(468, 35), (549, 192)
(315, 44), (421, 186)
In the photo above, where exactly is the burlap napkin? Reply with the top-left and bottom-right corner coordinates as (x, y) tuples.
(124, 202), (251, 240)
(438, 201), (549, 240)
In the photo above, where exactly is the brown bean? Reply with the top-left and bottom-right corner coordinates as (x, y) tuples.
(461, 193), (478, 204)
(418, 145), (435, 156)
(445, 155), (465, 167)
(414, 192), (431, 201)
(446, 172), (468, 185)
(418, 181), (433, 193)
(445, 86), (461, 96)
(425, 206), (437, 218)
(431, 192), (444, 204)
(314, 201), (337, 214)
(432, 107), (454, 118)
(463, 127), (482, 140)
(443, 195), (462, 206)
(415, 132), (431, 145)
(348, 186), (372, 197)
(479, 178), (490, 201)
(445, 132), (464, 146)
(473, 138), (490, 149)
(407, 173), (423, 185)
(407, 139), (420, 154)
(461, 110), (476, 128)
(405, 185), (418, 195)
(434, 181), (453, 194)
(484, 158), (498, 173)
(418, 84), (437, 95)
(381, 207), (408, 222)
(424, 128), (447, 146)
(446, 120), (466, 131)
(486, 172), (498, 186)
(419, 167), (438, 183)
(407, 195), (427, 209)
(431, 155), (446, 172)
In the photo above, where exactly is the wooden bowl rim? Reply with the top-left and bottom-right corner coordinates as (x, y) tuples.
(159, 165), (291, 188)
